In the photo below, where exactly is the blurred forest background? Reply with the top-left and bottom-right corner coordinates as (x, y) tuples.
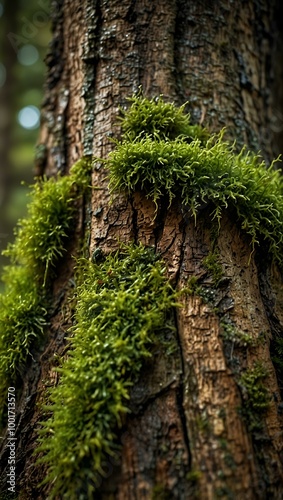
(0, 0), (51, 290)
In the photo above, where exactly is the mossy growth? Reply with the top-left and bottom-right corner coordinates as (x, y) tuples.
(118, 93), (208, 142)
(239, 362), (270, 430)
(36, 244), (177, 499)
(3, 157), (92, 285)
(195, 414), (211, 434)
(0, 157), (92, 423)
(104, 95), (283, 268)
(203, 252), (223, 287)
(184, 275), (217, 306)
(220, 319), (255, 348)
(185, 276), (199, 295)
(186, 469), (202, 483)
(151, 483), (172, 500)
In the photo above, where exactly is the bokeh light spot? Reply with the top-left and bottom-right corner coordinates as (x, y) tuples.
(18, 106), (40, 129)
(17, 44), (39, 66)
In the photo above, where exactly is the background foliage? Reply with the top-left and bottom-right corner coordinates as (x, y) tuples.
(0, 0), (51, 290)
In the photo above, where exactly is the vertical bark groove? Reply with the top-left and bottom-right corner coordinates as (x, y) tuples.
(174, 315), (193, 471)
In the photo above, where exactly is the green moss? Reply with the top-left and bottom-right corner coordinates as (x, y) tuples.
(220, 320), (255, 348)
(151, 484), (172, 500)
(105, 96), (283, 267)
(203, 252), (223, 286)
(185, 276), (199, 295)
(186, 470), (202, 483)
(118, 93), (208, 142)
(239, 362), (270, 430)
(36, 244), (177, 499)
(183, 275), (218, 308)
(4, 176), (74, 285)
(0, 267), (47, 395)
(0, 157), (92, 423)
(195, 414), (211, 434)
(3, 157), (92, 284)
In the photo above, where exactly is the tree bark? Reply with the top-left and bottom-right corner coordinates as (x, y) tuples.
(1, 1), (283, 499)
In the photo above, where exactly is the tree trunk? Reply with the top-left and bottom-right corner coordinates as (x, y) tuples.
(1, 1), (283, 499)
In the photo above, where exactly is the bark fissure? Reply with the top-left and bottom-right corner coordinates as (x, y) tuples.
(130, 195), (139, 244)
(174, 304), (192, 470)
(82, 0), (101, 156)
(172, 212), (187, 286)
(153, 199), (169, 251)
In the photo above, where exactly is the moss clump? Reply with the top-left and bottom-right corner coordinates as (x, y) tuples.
(36, 244), (177, 499)
(151, 484), (172, 500)
(184, 276), (199, 295)
(3, 158), (92, 285)
(239, 362), (270, 430)
(203, 252), (223, 286)
(220, 320), (255, 348)
(118, 94), (208, 142)
(0, 266), (48, 415)
(186, 470), (202, 483)
(0, 157), (92, 422)
(105, 96), (283, 267)
(184, 275), (217, 306)
(4, 176), (74, 285)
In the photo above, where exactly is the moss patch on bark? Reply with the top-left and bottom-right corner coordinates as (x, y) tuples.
(0, 158), (92, 425)
(36, 244), (177, 499)
(106, 95), (282, 268)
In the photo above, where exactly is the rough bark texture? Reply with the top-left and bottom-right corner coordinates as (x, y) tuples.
(1, 1), (283, 499)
